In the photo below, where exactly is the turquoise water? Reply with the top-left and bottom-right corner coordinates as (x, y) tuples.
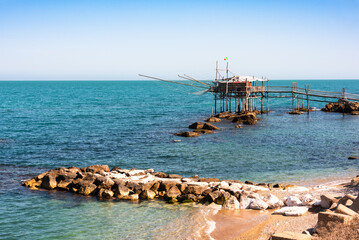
(1, 80), (359, 239)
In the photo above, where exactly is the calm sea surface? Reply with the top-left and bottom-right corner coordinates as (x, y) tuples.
(1, 80), (359, 239)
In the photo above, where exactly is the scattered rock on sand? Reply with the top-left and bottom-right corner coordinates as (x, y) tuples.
(284, 196), (302, 206)
(273, 206), (309, 216)
(271, 231), (312, 240)
(320, 194), (338, 209)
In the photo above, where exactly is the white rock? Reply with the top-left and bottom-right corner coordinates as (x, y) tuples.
(128, 170), (146, 176)
(208, 182), (220, 188)
(229, 183), (242, 192)
(286, 186), (309, 192)
(242, 185), (268, 192)
(219, 181), (230, 189)
(301, 194), (314, 205)
(111, 173), (127, 179)
(273, 206), (309, 216)
(222, 196), (240, 210)
(249, 198), (268, 210)
(187, 182), (209, 186)
(248, 193), (260, 199)
(239, 196), (253, 209)
(264, 194), (283, 209)
(145, 169), (154, 173)
(181, 178), (193, 182)
(285, 195), (302, 206)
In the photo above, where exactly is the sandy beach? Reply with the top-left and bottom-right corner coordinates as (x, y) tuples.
(209, 176), (357, 240)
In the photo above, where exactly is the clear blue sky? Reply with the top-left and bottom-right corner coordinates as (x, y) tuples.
(0, 0), (358, 80)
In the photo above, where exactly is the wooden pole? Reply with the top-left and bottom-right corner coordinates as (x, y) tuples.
(306, 84), (309, 115)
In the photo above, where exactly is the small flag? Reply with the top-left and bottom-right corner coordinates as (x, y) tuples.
(224, 57), (228, 61)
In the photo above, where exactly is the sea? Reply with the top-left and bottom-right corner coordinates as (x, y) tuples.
(1, 80), (359, 239)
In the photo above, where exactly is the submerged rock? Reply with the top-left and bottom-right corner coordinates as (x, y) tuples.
(174, 131), (201, 137)
(205, 117), (221, 123)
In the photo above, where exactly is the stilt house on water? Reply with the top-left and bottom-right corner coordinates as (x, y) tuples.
(210, 61), (269, 114)
(139, 61), (359, 114)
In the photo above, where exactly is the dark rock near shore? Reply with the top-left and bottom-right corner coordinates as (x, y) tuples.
(348, 156), (359, 160)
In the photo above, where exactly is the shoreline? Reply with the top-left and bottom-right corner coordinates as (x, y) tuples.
(208, 176), (356, 240)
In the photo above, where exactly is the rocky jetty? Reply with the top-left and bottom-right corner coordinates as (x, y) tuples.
(22, 165), (322, 211)
(321, 99), (359, 114)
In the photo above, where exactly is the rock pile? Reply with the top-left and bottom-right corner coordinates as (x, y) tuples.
(271, 192), (359, 239)
(321, 99), (359, 115)
(23, 165), (325, 214)
(214, 111), (258, 125)
(174, 122), (220, 137)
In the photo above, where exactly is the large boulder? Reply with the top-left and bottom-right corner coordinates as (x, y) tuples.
(285, 196), (302, 206)
(222, 196), (240, 210)
(165, 186), (182, 198)
(321, 194), (338, 209)
(232, 112), (257, 125)
(335, 204), (358, 217)
(83, 165), (110, 174)
(114, 185), (131, 198)
(183, 185), (207, 195)
(316, 212), (353, 235)
(97, 189), (114, 199)
(139, 190), (156, 200)
(249, 198), (268, 210)
(265, 194), (283, 209)
(202, 123), (220, 130)
(188, 122), (205, 129)
(78, 183), (97, 196)
(350, 196), (359, 212)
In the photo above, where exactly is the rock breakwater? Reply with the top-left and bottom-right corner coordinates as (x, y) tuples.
(23, 165), (322, 212)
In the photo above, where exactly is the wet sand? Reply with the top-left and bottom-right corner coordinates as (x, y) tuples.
(210, 209), (269, 240)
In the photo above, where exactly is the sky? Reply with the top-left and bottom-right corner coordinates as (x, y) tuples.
(0, 0), (358, 80)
